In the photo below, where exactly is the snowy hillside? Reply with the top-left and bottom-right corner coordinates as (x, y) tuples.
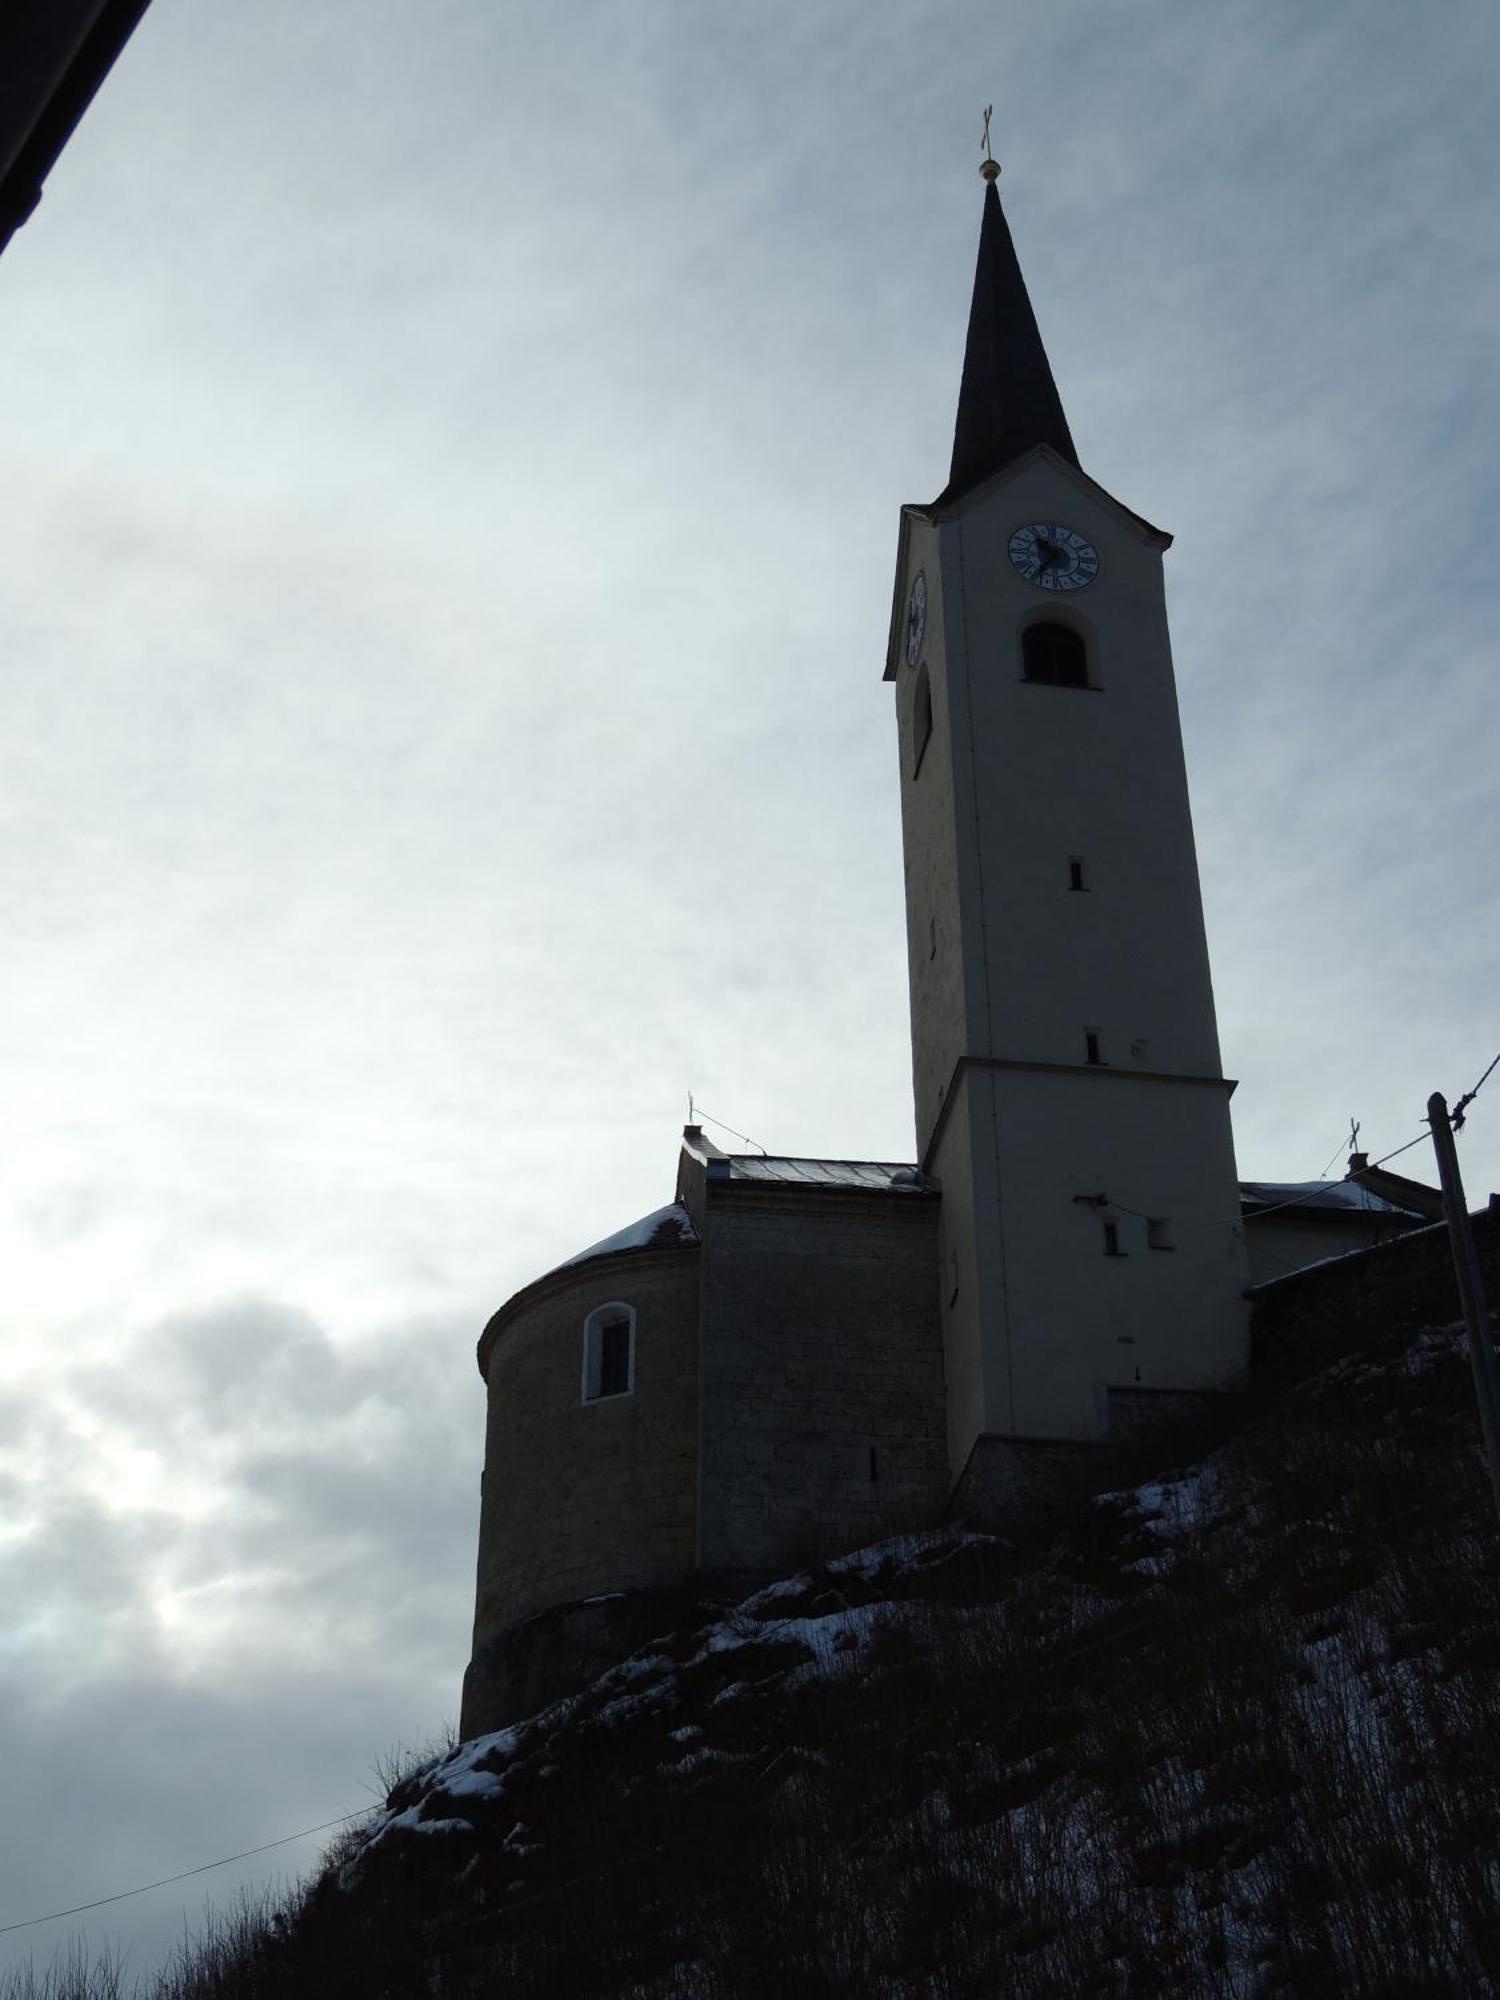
(143, 1311), (1500, 1999)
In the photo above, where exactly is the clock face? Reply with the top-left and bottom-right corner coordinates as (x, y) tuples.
(1008, 522), (1100, 593)
(904, 569), (927, 667)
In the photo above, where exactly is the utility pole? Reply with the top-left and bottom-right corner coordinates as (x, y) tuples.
(1428, 1091), (1500, 1527)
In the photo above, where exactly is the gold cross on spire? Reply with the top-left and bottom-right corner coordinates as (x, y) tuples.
(980, 104), (1000, 182)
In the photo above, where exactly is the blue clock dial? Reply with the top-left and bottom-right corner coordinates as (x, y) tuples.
(1008, 522), (1100, 592)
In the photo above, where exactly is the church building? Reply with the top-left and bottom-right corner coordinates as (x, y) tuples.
(460, 158), (1427, 1738)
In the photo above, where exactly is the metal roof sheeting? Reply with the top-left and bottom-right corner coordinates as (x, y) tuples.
(726, 1156), (923, 1190)
(1239, 1181), (1423, 1218)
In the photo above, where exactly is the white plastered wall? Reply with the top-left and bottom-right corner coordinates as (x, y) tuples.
(893, 446), (1250, 1474)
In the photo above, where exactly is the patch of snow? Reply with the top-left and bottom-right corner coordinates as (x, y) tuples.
(1397, 1325), (1465, 1374)
(672, 1747), (736, 1773)
(778, 1604), (896, 1683)
(828, 1527), (996, 1580)
(440, 1726), (523, 1778)
(608, 1650), (674, 1682)
(376, 1807), (472, 1840)
(1102, 1465), (1221, 1541)
(558, 1202), (696, 1271)
(1241, 1179), (1419, 1215)
(443, 1768), (508, 1801)
(587, 1678), (679, 1730)
(738, 1573), (815, 1610)
(697, 1621), (760, 1656)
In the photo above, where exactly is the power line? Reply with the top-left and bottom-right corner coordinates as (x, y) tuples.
(689, 1103), (767, 1155)
(0, 1810), (371, 1938)
(1315, 1132), (1353, 1182)
(1451, 1051), (1500, 1131)
(1100, 1123), (1431, 1235)
(1367, 1131), (1430, 1169)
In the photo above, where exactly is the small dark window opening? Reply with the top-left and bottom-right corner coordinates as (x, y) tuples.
(869, 1446), (879, 1485)
(1022, 621), (1088, 688)
(1103, 1221), (1124, 1257)
(1085, 1029), (1103, 1065)
(1147, 1218), (1173, 1252)
(1068, 857), (1086, 892)
(598, 1318), (632, 1398)
(911, 663), (933, 774)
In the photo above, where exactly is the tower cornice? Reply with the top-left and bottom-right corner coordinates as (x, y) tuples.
(882, 445), (1172, 681)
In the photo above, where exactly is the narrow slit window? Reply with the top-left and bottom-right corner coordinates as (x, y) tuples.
(1022, 621), (1089, 688)
(1085, 1029), (1103, 1066)
(1069, 857), (1087, 892)
(1103, 1221), (1124, 1257)
(582, 1304), (636, 1402)
(911, 662), (933, 774)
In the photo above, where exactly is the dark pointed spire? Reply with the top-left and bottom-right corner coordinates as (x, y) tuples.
(939, 165), (1080, 505)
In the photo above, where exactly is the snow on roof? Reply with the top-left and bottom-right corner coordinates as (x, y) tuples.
(545, 1176), (1416, 1284)
(726, 1156), (926, 1191)
(1239, 1180), (1423, 1218)
(557, 1201), (698, 1273)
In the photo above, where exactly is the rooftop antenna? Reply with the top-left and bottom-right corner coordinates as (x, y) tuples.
(980, 103), (999, 183)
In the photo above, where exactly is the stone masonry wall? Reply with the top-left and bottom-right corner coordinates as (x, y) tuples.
(1251, 1205), (1500, 1393)
(466, 1244), (701, 1692)
(696, 1184), (948, 1576)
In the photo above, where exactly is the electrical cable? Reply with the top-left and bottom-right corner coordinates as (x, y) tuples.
(1102, 1124), (1431, 1234)
(690, 1105), (768, 1154)
(1366, 1131), (1431, 1169)
(1451, 1051), (1500, 1131)
(0, 1810), (371, 1937)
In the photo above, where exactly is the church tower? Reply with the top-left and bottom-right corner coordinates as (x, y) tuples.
(886, 154), (1249, 1512)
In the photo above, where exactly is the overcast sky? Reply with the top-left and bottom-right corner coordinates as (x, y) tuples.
(2, 0), (1496, 1980)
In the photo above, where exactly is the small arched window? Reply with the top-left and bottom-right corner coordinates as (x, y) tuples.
(581, 1303), (635, 1403)
(1022, 621), (1089, 689)
(911, 662), (933, 774)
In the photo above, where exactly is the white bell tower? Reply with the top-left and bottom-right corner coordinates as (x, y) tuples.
(887, 156), (1250, 1511)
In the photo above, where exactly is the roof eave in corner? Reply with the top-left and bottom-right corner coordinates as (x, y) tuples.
(882, 509), (916, 681)
(920, 442), (1173, 549)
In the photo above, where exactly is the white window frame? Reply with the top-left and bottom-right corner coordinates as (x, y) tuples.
(581, 1302), (636, 1404)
